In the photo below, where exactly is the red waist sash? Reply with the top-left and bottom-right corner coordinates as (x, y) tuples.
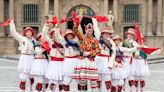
(51, 57), (64, 61)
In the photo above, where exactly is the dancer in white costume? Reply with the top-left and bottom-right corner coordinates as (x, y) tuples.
(30, 32), (50, 92)
(111, 35), (140, 92)
(42, 22), (65, 92)
(133, 35), (161, 92)
(57, 29), (80, 92)
(5, 18), (36, 92)
(122, 28), (139, 92)
(93, 17), (116, 92)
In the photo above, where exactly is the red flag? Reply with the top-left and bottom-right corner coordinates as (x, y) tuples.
(94, 15), (109, 22)
(51, 16), (58, 25)
(59, 18), (68, 24)
(141, 47), (160, 54)
(132, 20), (142, 45)
(1, 18), (13, 27)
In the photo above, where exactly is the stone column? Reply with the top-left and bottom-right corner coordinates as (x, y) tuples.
(157, 0), (163, 35)
(147, 0), (153, 35)
(9, 0), (14, 18)
(54, 0), (59, 19)
(163, 0), (164, 35)
(113, 0), (118, 33)
(0, 0), (4, 36)
(113, 0), (118, 22)
(104, 0), (108, 16)
(44, 0), (49, 16)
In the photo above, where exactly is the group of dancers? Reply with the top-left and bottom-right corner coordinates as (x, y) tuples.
(2, 14), (161, 92)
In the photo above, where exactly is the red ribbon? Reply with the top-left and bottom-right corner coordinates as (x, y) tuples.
(1, 18), (13, 27)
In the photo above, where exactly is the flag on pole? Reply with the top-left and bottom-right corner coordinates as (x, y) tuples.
(132, 20), (142, 45)
(141, 47), (160, 54)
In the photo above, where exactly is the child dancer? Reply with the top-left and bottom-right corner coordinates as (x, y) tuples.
(61, 29), (80, 92)
(42, 22), (65, 92)
(133, 35), (161, 92)
(122, 28), (139, 92)
(92, 17), (116, 92)
(5, 18), (36, 92)
(112, 35), (140, 92)
(30, 32), (50, 92)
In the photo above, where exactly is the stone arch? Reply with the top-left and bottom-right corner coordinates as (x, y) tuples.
(62, 0), (100, 18)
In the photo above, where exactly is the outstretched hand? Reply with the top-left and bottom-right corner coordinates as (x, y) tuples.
(1, 18), (14, 27)
(137, 45), (142, 50)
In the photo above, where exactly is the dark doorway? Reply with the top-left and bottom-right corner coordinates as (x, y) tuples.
(123, 26), (134, 39)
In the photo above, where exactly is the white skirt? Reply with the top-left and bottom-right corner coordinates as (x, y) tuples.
(45, 60), (64, 81)
(18, 54), (34, 73)
(123, 57), (135, 76)
(30, 59), (49, 76)
(63, 58), (78, 77)
(95, 55), (112, 74)
(133, 59), (150, 77)
(112, 65), (127, 79)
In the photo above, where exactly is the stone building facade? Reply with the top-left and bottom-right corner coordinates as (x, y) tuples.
(0, 0), (164, 54)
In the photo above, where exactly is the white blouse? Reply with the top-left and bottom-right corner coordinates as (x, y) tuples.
(9, 21), (35, 55)
(42, 24), (64, 58)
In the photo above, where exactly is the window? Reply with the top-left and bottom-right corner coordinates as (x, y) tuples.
(123, 4), (140, 23)
(22, 4), (39, 24)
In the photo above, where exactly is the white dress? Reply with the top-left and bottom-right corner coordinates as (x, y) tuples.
(93, 18), (116, 69)
(95, 38), (116, 75)
(30, 46), (49, 76)
(133, 46), (161, 77)
(112, 46), (137, 79)
(63, 46), (80, 77)
(42, 25), (65, 81)
(123, 39), (139, 76)
(9, 21), (35, 74)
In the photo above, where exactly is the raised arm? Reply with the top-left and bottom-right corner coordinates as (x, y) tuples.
(92, 18), (101, 40)
(120, 46), (137, 53)
(73, 25), (84, 42)
(42, 23), (52, 44)
(9, 20), (25, 42)
(54, 28), (66, 46)
(108, 38), (116, 68)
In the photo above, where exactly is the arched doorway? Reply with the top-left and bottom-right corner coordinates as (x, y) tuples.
(66, 5), (95, 34)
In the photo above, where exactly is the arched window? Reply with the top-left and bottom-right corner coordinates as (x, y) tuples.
(67, 5), (95, 18)
(66, 5), (95, 31)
